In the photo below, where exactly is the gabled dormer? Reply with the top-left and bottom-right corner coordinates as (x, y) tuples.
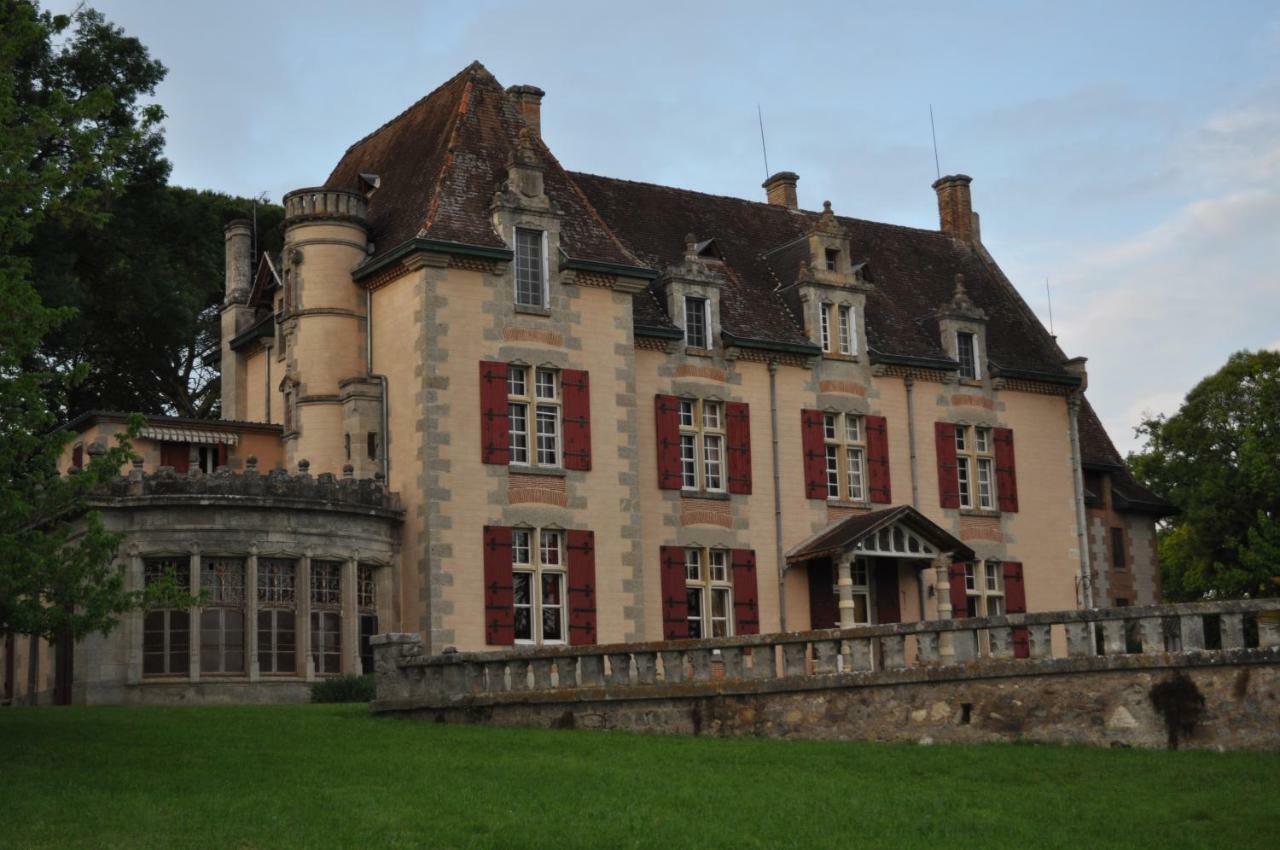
(938, 273), (988, 382)
(491, 128), (561, 315)
(661, 232), (725, 354)
(795, 202), (872, 359)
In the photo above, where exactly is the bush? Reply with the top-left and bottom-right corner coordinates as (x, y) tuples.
(310, 674), (376, 704)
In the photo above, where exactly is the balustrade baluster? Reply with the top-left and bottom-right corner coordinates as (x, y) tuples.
(1179, 614), (1206, 652)
(606, 653), (632, 686)
(634, 651), (658, 685)
(1219, 614), (1245, 650)
(463, 661), (487, 693)
(660, 650), (685, 683)
(505, 659), (530, 691)
(1065, 622), (1092, 656)
(813, 639), (841, 673)
(530, 658), (554, 690)
(987, 627), (1012, 659)
(579, 655), (605, 687)
(880, 635), (906, 670)
(1138, 618), (1164, 654)
(782, 643), (807, 678)
(849, 638), (873, 671)
(1102, 620), (1126, 655)
(552, 657), (577, 689)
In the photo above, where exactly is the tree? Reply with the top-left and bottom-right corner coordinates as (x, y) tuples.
(32, 185), (285, 419)
(1130, 349), (1280, 599)
(0, 1), (190, 701)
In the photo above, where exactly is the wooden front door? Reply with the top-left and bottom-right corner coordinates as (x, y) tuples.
(806, 558), (838, 630)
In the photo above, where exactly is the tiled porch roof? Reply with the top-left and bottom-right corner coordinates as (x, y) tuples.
(786, 505), (974, 565)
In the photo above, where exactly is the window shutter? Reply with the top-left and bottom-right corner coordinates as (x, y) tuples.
(566, 529), (597, 646)
(865, 415), (892, 504)
(935, 422), (960, 509)
(874, 562), (901, 624)
(725, 402), (752, 495)
(800, 409), (827, 500)
(730, 549), (759, 635)
(216, 444), (228, 469)
(655, 395), (682, 490)
(1002, 561), (1029, 658)
(659, 545), (689, 639)
(160, 442), (189, 473)
(562, 369), (592, 471)
(948, 562), (969, 617)
(479, 361), (510, 465)
(482, 525), (515, 645)
(994, 427), (1019, 513)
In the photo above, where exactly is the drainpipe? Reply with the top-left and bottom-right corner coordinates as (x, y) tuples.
(905, 376), (928, 623)
(366, 288), (390, 482)
(769, 361), (787, 631)
(1067, 394), (1094, 610)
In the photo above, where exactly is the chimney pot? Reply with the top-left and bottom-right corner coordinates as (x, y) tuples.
(762, 171), (799, 209)
(932, 174), (978, 242)
(507, 84), (545, 138)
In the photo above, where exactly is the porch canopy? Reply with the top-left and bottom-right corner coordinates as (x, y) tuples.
(785, 505), (973, 566)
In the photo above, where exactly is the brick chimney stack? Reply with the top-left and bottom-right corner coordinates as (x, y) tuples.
(932, 174), (980, 242)
(762, 171), (799, 209)
(507, 85), (545, 137)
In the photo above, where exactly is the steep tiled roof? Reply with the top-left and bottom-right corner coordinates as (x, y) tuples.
(1077, 399), (1174, 515)
(325, 62), (636, 269)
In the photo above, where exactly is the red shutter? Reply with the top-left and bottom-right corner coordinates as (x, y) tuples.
(935, 422), (960, 509)
(874, 562), (901, 624)
(216, 444), (228, 469)
(994, 427), (1019, 513)
(566, 529), (597, 645)
(725, 402), (752, 495)
(655, 395), (682, 490)
(659, 545), (689, 639)
(562, 369), (592, 471)
(801, 409), (827, 500)
(1003, 561), (1029, 658)
(483, 525), (515, 645)
(479, 361), (510, 465)
(948, 562), (970, 618)
(160, 442), (189, 473)
(865, 415), (892, 504)
(730, 549), (759, 635)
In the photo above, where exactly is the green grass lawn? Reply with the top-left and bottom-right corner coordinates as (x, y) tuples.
(1, 705), (1277, 849)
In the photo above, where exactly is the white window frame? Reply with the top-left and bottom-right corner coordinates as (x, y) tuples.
(837, 304), (854, 355)
(511, 527), (568, 646)
(956, 331), (980, 380)
(684, 295), (710, 350)
(963, 561), (1005, 617)
(955, 425), (996, 510)
(819, 303), (832, 353)
(685, 547), (733, 639)
(514, 227), (548, 308)
(823, 412), (866, 502)
(507, 365), (561, 469)
(678, 398), (725, 493)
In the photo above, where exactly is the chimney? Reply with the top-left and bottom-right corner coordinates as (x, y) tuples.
(507, 84), (545, 137)
(224, 219), (252, 304)
(932, 174), (979, 242)
(762, 171), (799, 209)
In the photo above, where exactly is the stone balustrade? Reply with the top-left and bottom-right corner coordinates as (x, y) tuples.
(372, 599), (1280, 708)
(282, 187), (368, 224)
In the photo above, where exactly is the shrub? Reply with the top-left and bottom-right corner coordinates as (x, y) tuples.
(310, 674), (376, 704)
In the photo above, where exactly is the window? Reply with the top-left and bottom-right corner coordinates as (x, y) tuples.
(837, 305), (854, 355)
(962, 561), (1004, 618)
(1111, 527), (1127, 569)
(357, 564), (378, 674)
(367, 432), (378, 461)
(823, 412), (866, 501)
(310, 561), (342, 675)
(200, 557), (245, 674)
(143, 557), (191, 676)
(257, 558), (297, 675)
(957, 331), (979, 379)
(195, 446), (221, 474)
(819, 303), (832, 352)
(684, 548), (733, 638)
(825, 248), (839, 272)
(507, 365), (560, 468)
(678, 398), (725, 492)
(955, 425), (996, 510)
(684, 296), (709, 349)
(515, 228), (546, 307)
(512, 528), (567, 644)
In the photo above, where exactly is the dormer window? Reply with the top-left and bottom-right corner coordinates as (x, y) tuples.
(684, 296), (709, 349)
(957, 331), (979, 379)
(825, 249), (839, 272)
(515, 227), (546, 307)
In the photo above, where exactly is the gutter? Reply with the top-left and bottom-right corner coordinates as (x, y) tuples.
(561, 257), (658, 280)
(1068, 394), (1095, 610)
(868, 350), (958, 372)
(721, 330), (821, 357)
(991, 366), (1083, 387)
(353, 237), (515, 282)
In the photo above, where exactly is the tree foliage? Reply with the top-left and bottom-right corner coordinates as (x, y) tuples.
(1130, 349), (1280, 599)
(0, 1), (191, 645)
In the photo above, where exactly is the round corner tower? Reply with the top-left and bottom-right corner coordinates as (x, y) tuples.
(279, 188), (380, 476)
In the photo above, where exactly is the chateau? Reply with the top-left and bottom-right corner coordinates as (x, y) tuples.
(6, 62), (1172, 705)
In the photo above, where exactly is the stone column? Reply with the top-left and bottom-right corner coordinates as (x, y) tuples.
(836, 556), (857, 629)
(934, 556), (955, 660)
(342, 557), (359, 674)
(299, 554), (314, 681)
(125, 544), (143, 686)
(189, 547), (202, 683)
(246, 547), (259, 682)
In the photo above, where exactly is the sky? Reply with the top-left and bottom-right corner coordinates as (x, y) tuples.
(62, 0), (1280, 453)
